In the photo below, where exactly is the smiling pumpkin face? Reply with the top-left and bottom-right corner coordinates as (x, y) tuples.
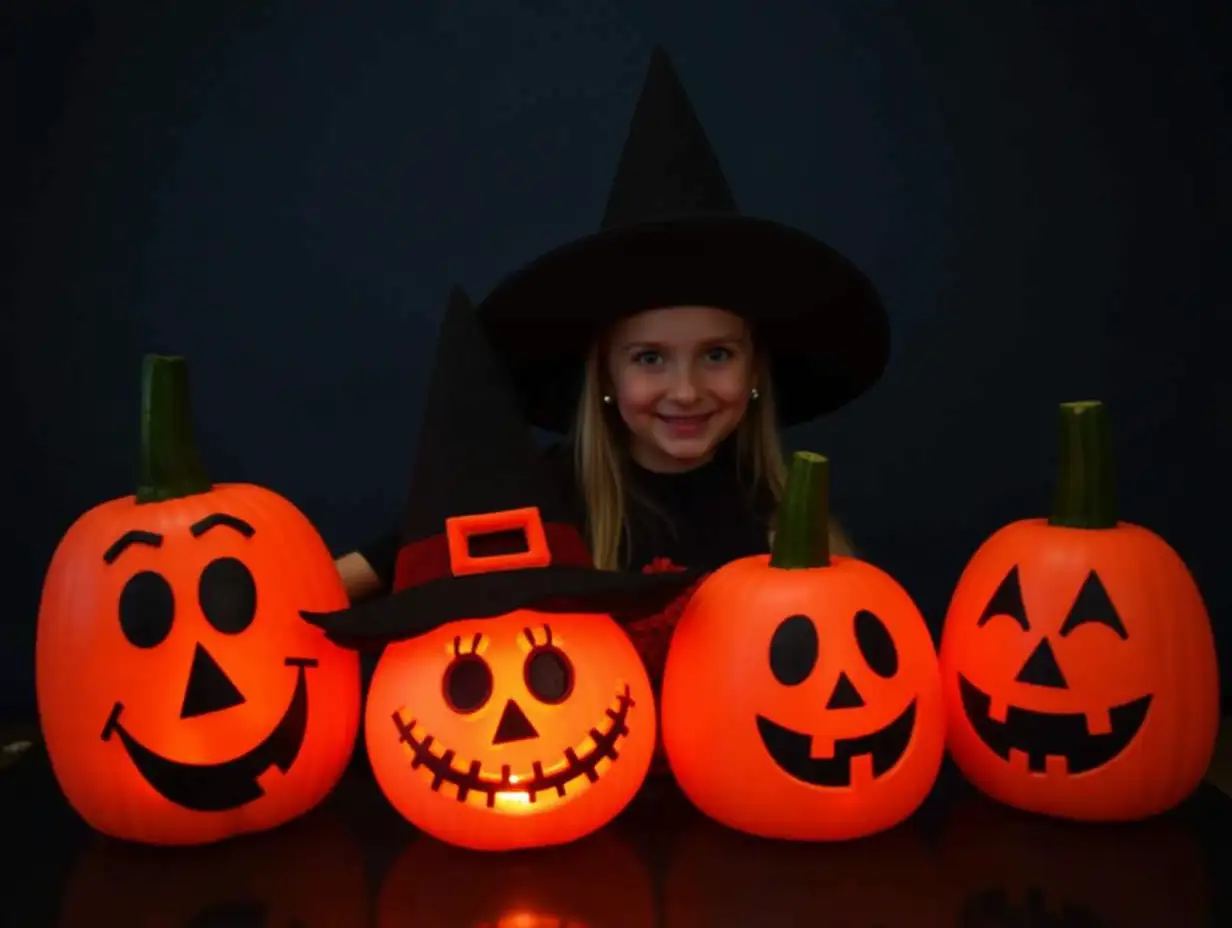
(660, 555), (947, 841)
(365, 609), (656, 851)
(939, 519), (1219, 821)
(37, 356), (359, 845)
(36, 484), (360, 846)
(661, 453), (946, 841)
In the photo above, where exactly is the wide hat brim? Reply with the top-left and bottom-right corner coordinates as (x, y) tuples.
(300, 564), (704, 650)
(478, 214), (891, 433)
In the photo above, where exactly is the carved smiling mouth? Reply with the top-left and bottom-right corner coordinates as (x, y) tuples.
(101, 657), (317, 812)
(390, 684), (634, 808)
(958, 675), (1151, 774)
(755, 701), (917, 787)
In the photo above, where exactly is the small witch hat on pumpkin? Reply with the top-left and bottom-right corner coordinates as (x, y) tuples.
(478, 45), (890, 433)
(300, 287), (703, 649)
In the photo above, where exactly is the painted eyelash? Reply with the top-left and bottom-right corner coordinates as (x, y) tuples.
(522, 624), (554, 648)
(453, 632), (485, 657)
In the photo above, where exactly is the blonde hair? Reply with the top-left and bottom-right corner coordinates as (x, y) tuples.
(572, 342), (788, 570)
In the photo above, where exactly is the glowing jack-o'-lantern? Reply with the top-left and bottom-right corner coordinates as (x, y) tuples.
(939, 401), (1219, 822)
(660, 452), (946, 841)
(56, 812), (369, 928)
(302, 286), (696, 851)
(376, 829), (655, 927)
(363, 602), (656, 851)
(36, 356), (360, 846)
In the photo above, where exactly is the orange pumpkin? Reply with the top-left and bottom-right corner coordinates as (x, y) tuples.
(939, 401), (1219, 821)
(666, 814), (945, 927)
(36, 356), (360, 845)
(376, 829), (654, 927)
(365, 603), (657, 851)
(660, 452), (946, 841)
(56, 811), (369, 927)
(937, 794), (1211, 926)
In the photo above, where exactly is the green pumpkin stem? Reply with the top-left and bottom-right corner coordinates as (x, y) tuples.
(769, 451), (832, 569)
(1048, 400), (1117, 529)
(135, 355), (212, 503)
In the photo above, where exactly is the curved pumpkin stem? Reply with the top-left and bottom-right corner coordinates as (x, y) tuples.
(769, 451), (831, 569)
(1049, 400), (1117, 529)
(136, 355), (213, 504)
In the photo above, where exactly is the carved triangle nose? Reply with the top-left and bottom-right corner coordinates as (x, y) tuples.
(1015, 639), (1069, 689)
(492, 699), (539, 745)
(825, 672), (866, 709)
(180, 644), (246, 718)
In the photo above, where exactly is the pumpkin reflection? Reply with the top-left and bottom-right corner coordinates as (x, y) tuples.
(56, 812), (368, 927)
(937, 794), (1212, 926)
(665, 813), (944, 926)
(376, 830), (653, 928)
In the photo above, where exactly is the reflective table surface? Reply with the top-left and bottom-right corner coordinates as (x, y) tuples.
(5, 742), (1229, 927)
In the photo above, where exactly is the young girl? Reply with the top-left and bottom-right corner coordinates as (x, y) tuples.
(336, 47), (889, 692)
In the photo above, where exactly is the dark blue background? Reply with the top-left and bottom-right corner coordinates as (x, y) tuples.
(8, 1), (1225, 715)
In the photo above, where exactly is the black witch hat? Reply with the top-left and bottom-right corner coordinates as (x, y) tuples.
(300, 287), (703, 650)
(477, 45), (890, 434)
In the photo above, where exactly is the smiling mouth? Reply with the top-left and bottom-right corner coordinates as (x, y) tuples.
(958, 675), (1151, 774)
(390, 684), (634, 808)
(755, 701), (916, 787)
(657, 413), (712, 429)
(100, 657), (317, 812)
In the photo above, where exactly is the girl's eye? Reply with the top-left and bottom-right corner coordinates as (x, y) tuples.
(705, 347), (733, 363)
(633, 350), (663, 366)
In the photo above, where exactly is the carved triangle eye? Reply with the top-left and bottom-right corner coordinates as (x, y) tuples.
(1059, 571), (1128, 640)
(976, 566), (1029, 631)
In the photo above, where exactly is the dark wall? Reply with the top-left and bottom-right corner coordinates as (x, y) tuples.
(7, 0), (1226, 716)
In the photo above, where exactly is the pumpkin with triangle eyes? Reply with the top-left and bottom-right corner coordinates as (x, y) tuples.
(939, 401), (1219, 821)
(36, 356), (360, 846)
(660, 452), (946, 841)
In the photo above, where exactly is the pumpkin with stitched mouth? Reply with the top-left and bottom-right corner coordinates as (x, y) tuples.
(939, 401), (1219, 821)
(300, 287), (698, 850)
(36, 356), (360, 846)
(660, 451), (946, 841)
(363, 602), (657, 851)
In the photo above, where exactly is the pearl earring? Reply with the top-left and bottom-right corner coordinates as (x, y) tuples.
(602, 394), (613, 405)
(750, 387), (760, 400)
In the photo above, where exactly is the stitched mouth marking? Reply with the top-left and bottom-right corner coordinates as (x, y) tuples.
(391, 683), (634, 807)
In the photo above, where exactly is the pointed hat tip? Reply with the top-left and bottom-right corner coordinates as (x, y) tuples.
(447, 285), (474, 307)
(645, 44), (677, 76)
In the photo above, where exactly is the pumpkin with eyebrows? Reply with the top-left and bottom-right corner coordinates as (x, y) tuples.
(939, 401), (1219, 821)
(36, 356), (360, 846)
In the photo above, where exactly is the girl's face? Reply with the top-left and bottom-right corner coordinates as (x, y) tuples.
(605, 306), (755, 472)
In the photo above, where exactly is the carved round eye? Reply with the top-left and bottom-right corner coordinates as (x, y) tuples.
(525, 647), (574, 704)
(443, 655), (493, 714)
(118, 571), (175, 649)
(769, 614), (818, 686)
(855, 610), (898, 678)
(198, 557), (257, 635)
